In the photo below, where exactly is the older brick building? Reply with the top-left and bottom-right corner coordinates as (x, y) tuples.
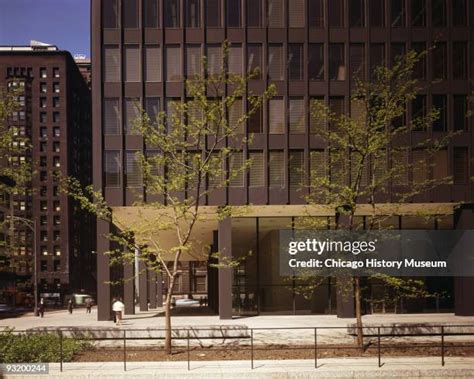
(0, 43), (95, 305)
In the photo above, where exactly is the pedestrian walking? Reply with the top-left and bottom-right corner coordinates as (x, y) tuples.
(38, 298), (45, 318)
(67, 299), (73, 314)
(85, 297), (92, 313)
(112, 298), (125, 326)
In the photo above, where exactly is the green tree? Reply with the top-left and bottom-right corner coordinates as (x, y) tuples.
(0, 84), (32, 278)
(63, 42), (275, 353)
(304, 49), (457, 347)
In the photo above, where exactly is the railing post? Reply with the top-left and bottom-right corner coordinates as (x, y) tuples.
(59, 330), (63, 372)
(314, 328), (318, 369)
(441, 326), (445, 366)
(377, 327), (381, 368)
(187, 329), (190, 371)
(123, 330), (127, 372)
(250, 329), (254, 369)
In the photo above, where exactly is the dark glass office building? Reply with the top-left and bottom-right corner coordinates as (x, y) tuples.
(92, 0), (474, 320)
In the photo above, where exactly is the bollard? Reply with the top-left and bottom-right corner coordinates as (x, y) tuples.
(441, 326), (445, 366)
(123, 330), (127, 372)
(250, 329), (254, 369)
(314, 328), (318, 369)
(377, 327), (381, 368)
(187, 329), (190, 371)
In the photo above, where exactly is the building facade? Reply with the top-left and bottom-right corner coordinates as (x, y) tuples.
(0, 44), (95, 306)
(92, 0), (474, 320)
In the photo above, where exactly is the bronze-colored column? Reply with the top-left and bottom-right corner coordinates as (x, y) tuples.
(123, 260), (135, 315)
(335, 212), (355, 318)
(148, 270), (157, 309)
(97, 219), (112, 321)
(454, 205), (474, 316)
(218, 218), (233, 319)
(138, 258), (148, 311)
(336, 277), (355, 318)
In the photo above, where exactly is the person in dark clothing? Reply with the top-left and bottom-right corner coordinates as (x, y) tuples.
(67, 299), (73, 314)
(85, 298), (92, 313)
(38, 298), (45, 318)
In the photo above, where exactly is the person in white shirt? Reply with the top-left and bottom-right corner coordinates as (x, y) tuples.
(112, 298), (125, 326)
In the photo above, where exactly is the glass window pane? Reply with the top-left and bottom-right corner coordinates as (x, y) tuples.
(247, 44), (262, 79)
(289, 98), (305, 134)
(145, 98), (160, 125)
(329, 44), (345, 80)
(165, 0), (180, 27)
(124, 98), (141, 134)
(248, 100), (262, 132)
(267, 0), (284, 27)
(309, 44), (324, 80)
(432, 0), (447, 27)
(369, 0), (385, 27)
(185, 0), (201, 27)
(104, 98), (121, 135)
(349, 43), (365, 80)
(229, 151), (244, 187)
(329, 0), (344, 27)
(105, 151), (121, 187)
(186, 45), (202, 78)
(289, 0), (305, 27)
(104, 46), (120, 82)
(144, 0), (159, 28)
(145, 45), (161, 82)
(391, 0), (405, 27)
(206, 0), (221, 27)
(123, 0), (139, 28)
(103, 0), (119, 28)
(453, 147), (468, 184)
(207, 45), (223, 77)
(227, 0), (242, 27)
(289, 151), (304, 189)
(247, 0), (262, 27)
(432, 42), (447, 80)
(453, 42), (467, 79)
(452, 0), (467, 26)
(126, 151), (143, 188)
(432, 95), (447, 132)
(411, 0), (426, 26)
(288, 44), (303, 80)
(412, 42), (426, 79)
(269, 98), (285, 134)
(350, 0), (365, 27)
(124, 45), (141, 82)
(165, 46), (182, 81)
(229, 45), (243, 75)
(269, 151), (284, 188)
(453, 95), (467, 131)
(309, 0), (324, 27)
(268, 44), (284, 80)
(370, 43), (385, 79)
(249, 151), (264, 187)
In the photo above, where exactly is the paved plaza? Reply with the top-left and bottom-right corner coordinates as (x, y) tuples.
(3, 357), (474, 378)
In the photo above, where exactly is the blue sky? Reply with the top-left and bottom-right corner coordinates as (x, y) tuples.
(0, 0), (90, 57)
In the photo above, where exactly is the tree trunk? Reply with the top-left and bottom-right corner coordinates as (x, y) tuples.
(354, 276), (364, 348)
(164, 275), (176, 354)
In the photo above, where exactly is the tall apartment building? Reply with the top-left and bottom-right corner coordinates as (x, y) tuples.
(0, 43), (95, 306)
(92, 0), (474, 320)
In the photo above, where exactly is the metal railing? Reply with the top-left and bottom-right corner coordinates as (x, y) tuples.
(1, 324), (474, 372)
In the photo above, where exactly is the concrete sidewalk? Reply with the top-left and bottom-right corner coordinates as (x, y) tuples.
(3, 357), (474, 378)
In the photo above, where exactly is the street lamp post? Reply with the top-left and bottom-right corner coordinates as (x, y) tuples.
(9, 216), (37, 316)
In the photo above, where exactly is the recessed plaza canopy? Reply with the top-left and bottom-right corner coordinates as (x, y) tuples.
(111, 203), (456, 262)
